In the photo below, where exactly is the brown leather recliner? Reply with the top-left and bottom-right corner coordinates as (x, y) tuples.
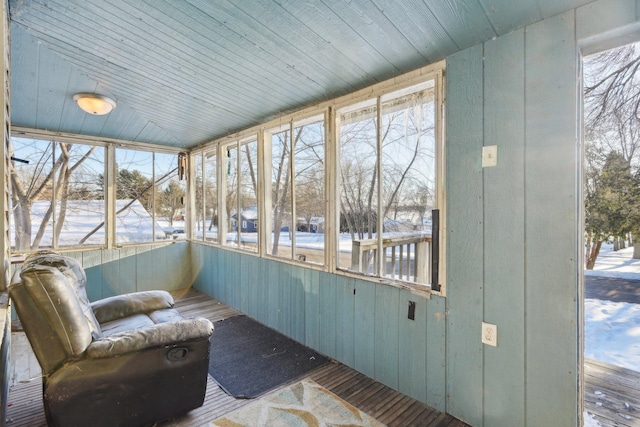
(9, 251), (214, 427)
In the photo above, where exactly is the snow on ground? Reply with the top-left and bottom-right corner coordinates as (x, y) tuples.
(585, 243), (640, 372)
(585, 298), (640, 371)
(585, 244), (640, 280)
(584, 411), (602, 427)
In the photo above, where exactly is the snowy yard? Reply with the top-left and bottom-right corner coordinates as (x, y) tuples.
(585, 244), (640, 372)
(584, 244), (640, 426)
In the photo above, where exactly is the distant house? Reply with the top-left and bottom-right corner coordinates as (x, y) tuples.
(296, 217), (325, 233)
(231, 206), (258, 233)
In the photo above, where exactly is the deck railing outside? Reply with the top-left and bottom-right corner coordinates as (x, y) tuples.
(350, 233), (431, 284)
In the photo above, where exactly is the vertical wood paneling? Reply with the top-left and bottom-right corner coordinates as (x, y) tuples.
(256, 257), (270, 325)
(266, 258), (280, 330)
(210, 246), (222, 298)
(524, 11), (579, 427)
(212, 248), (223, 302)
(190, 243), (204, 293)
(354, 279), (376, 379)
(444, 43), (485, 426)
(426, 295), (446, 411)
(398, 289), (427, 403)
(223, 249), (233, 304)
(167, 243), (189, 290)
(100, 249), (119, 298)
(374, 284), (399, 390)
(289, 265), (306, 344)
(334, 275), (356, 368)
(483, 28), (526, 427)
(118, 247), (137, 295)
(238, 255), (253, 314)
(135, 246), (155, 292)
(151, 245), (168, 292)
(303, 268), (320, 350)
(82, 250), (103, 301)
(192, 246), (448, 413)
(278, 262), (292, 336)
(240, 252), (262, 318)
(318, 272), (337, 358)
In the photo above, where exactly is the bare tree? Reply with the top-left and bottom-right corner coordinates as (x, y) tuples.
(11, 141), (96, 251)
(271, 131), (294, 255)
(340, 105), (435, 240)
(584, 43), (640, 260)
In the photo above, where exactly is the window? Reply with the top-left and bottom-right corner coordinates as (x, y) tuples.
(115, 148), (182, 244)
(267, 114), (325, 265)
(191, 149), (219, 243)
(193, 152), (205, 240)
(337, 80), (441, 287)
(155, 152), (185, 238)
(9, 137), (105, 251)
(222, 138), (258, 252)
(189, 63), (444, 291)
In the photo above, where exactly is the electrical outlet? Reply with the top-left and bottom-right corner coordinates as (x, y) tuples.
(482, 322), (497, 347)
(482, 145), (498, 167)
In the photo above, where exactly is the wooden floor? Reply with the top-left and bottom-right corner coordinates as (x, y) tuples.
(6, 288), (468, 427)
(584, 358), (640, 427)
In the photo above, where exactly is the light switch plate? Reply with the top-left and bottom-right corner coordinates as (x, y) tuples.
(482, 145), (498, 168)
(482, 322), (498, 347)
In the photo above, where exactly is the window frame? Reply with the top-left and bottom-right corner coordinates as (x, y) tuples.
(189, 61), (446, 295)
(9, 128), (185, 252)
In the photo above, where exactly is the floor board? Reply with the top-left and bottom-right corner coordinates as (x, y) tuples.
(584, 358), (640, 427)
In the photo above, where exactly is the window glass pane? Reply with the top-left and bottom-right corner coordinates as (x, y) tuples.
(224, 144), (239, 248)
(204, 150), (218, 243)
(55, 143), (105, 248)
(193, 153), (204, 241)
(271, 129), (292, 258)
(380, 81), (436, 284)
(9, 137), (105, 251)
(293, 117), (325, 264)
(115, 149), (157, 244)
(239, 139), (258, 253)
(338, 99), (378, 274)
(154, 152), (184, 241)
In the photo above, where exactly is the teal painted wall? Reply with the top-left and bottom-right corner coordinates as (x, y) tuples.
(445, 1), (640, 426)
(190, 243), (447, 411)
(69, 242), (192, 301)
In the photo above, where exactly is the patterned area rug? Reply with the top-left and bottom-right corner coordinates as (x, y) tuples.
(209, 379), (386, 427)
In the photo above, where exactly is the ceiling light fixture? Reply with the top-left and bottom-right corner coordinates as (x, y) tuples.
(73, 93), (116, 115)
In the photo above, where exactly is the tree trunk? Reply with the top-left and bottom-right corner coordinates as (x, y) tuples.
(634, 242), (640, 259)
(586, 239), (603, 270)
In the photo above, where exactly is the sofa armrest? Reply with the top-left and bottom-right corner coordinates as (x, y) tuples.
(91, 290), (175, 324)
(86, 317), (213, 359)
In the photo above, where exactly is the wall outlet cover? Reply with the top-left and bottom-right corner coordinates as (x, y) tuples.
(482, 145), (498, 167)
(482, 322), (498, 347)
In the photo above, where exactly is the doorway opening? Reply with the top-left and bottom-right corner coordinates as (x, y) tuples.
(583, 41), (640, 426)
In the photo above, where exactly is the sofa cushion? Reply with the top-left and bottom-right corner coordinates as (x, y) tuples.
(22, 251), (102, 339)
(18, 265), (94, 357)
(148, 308), (183, 324)
(91, 290), (175, 324)
(100, 314), (155, 336)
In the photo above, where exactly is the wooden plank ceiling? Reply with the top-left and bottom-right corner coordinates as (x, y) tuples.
(8, 0), (593, 149)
